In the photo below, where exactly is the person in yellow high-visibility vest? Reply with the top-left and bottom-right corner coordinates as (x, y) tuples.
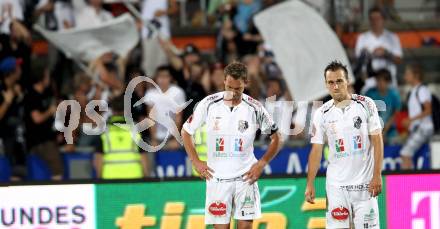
(192, 124), (207, 176)
(94, 95), (149, 179)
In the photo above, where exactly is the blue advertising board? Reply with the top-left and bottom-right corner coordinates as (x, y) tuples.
(154, 145), (430, 178)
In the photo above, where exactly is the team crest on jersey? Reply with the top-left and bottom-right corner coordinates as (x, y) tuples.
(335, 139), (345, 152)
(353, 135), (362, 150)
(238, 120), (249, 133)
(216, 138), (224, 151)
(353, 116), (362, 129)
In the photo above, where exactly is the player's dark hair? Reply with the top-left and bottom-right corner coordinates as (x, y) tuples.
(368, 6), (385, 18)
(155, 65), (171, 75)
(324, 60), (349, 80)
(110, 94), (125, 112)
(375, 69), (392, 83)
(407, 63), (424, 81)
(224, 61), (247, 81)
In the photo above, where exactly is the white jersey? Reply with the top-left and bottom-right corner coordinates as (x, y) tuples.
(311, 94), (382, 186)
(183, 92), (278, 179)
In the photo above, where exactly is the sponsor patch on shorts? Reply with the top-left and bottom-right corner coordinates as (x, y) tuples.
(331, 206), (349, 221)
(208, 201), (227, 216)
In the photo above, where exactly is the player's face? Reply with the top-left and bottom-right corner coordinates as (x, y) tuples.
(325, 69), (349, 102)
(224, 75), (246, 101)
(369, 11), (384, 33)
(404, 67), (416, 85)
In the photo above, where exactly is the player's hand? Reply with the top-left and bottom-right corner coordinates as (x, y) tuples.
(193, 159), (214, 180)
(244, 160), (266, 184)
(369, 175), (382, 197)
(373, 47), (386, 57)
(2, 89), (14, 105)
(305, 183), (316, 204)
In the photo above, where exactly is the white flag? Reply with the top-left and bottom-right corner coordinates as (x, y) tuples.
(35, 13), (139, 63)
(254, 0), (354, 102)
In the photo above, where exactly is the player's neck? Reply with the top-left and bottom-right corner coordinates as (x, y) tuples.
(224, 98), (241, 107)
(333, 93), (351, 108)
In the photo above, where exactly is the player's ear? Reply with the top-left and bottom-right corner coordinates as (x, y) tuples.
(244, 79), (249, 86)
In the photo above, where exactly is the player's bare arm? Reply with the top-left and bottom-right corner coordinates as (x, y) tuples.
(244, 131), (281, 184)
(181, 128), (214, 180)
(369, 129), (384, 197)
(305, 143), (323, 204)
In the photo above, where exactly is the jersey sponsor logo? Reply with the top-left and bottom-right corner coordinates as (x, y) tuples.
(328, 122), (338, 135)
(208, 201), (227, 216)
(356, 95), (366, 101)
(340, 183), (369, 192)
(247, 96), (261, 107)
(331, 207), (349, 221)
(213, 119), (220, 131)
(353, 116), (362, 129)
(234, 138), (244, 152)
(216, 138), (224, 151)
(353, 135), (362, 150)
(335, 139), (345, 152)
(238, 120), (249, 133)
(207, 94), (220, 101)
(364, 208), (377, 222)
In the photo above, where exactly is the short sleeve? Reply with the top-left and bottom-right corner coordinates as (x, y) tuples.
(366, 97), (383, 134)
(173, 86), (186, 105)
(310, 109), (325, 144)
(418, 86), (432, 104)
(182, 98), (208, 135)
(143, 90), (155, 106)
(390, 33), (403, 57)
(258, 105), (278, 135)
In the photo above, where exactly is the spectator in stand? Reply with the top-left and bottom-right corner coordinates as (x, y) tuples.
(160, 41), (207, 121)
(354, 6), (402, 93)
(365, 69), (401, 144)
(141, 0), (177, 39)
(89, 52), (124, 99)
(144, 65), (185, 150)
(94, 95), (149, 179)
(0, 0), (24, 34)
(34, 0), (75, 31)
(24, 67), (63, 180)
(242, 54), (264, 99)
(75, 0), (113, 29)
(0, 57), (25, 180)
(375, 0), (400, 21)
(0, 20), (32, 89)
(400, 64), (434, 170)
(233, 0), (261, 36)
(210, 62), (225, 93)
(34, 0), (75, 96)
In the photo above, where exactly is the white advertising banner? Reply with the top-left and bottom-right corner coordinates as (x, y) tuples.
(0, 184), (95, 229)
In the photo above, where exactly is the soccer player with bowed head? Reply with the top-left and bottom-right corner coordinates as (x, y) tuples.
(182, 61), (281, 229)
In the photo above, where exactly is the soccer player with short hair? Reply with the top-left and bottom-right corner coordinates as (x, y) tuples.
(182, 61), (281, 229)
(305, 61), (384, 228)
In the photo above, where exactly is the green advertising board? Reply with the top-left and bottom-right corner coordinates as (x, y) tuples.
(95, 177), (386, 229)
